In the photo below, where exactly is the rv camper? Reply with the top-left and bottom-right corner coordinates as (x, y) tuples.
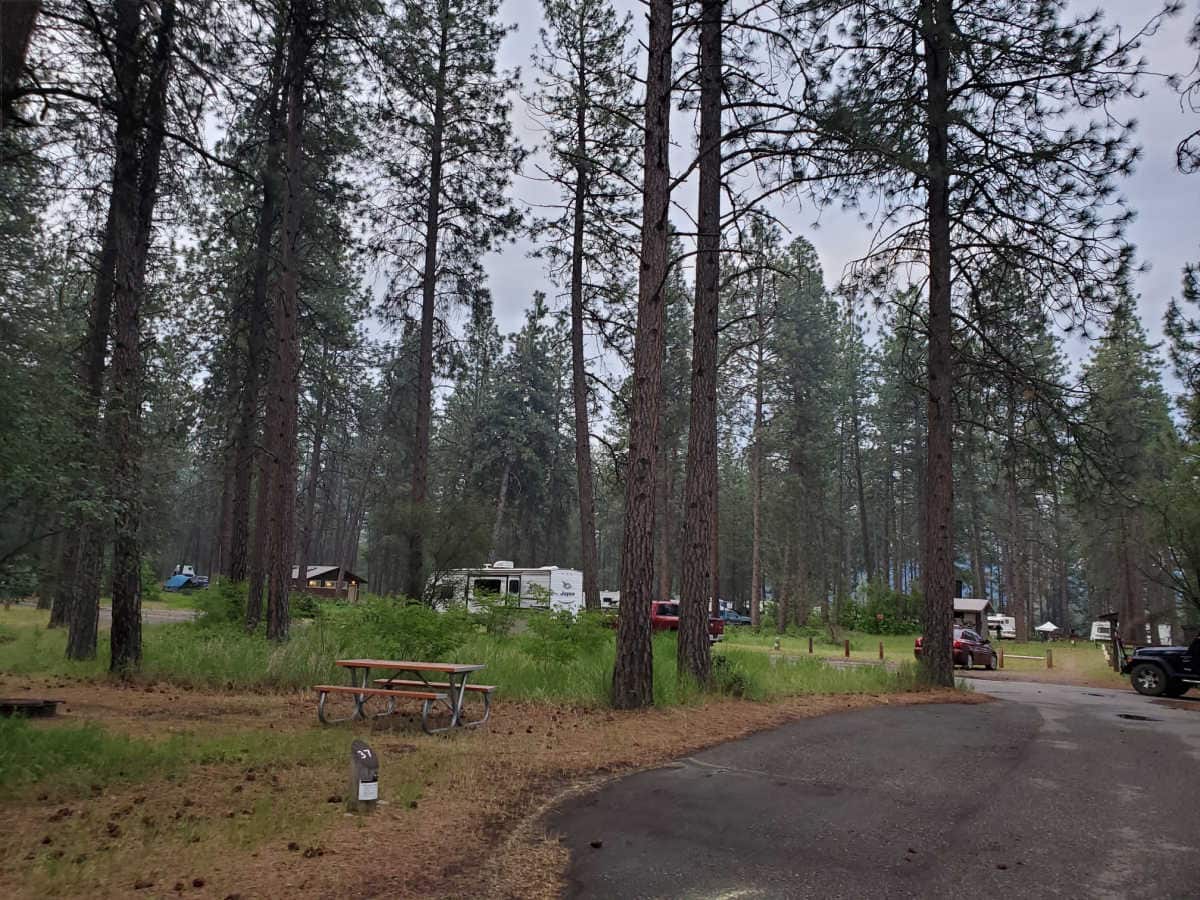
(986, 615), (1017, 640)
(435, 562), (586, 614)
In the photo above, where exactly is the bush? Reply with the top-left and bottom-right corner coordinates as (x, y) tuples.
(710, 654), (749, 697)
(839, 580), (922, 634)
(518, 609), (611, 665)
(194, 580), (247, 627)
(140, 560), (163, 604)
(327, 598), (475, 661)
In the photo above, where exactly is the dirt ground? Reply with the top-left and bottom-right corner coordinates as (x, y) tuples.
(0, 675), (978, 899)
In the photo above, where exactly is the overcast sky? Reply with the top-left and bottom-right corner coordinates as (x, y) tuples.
(469, 0), (1199, 395)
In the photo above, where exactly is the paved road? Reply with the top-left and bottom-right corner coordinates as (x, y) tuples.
(551, 681), (1200, 898)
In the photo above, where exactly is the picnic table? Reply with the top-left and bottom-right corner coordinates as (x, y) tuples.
(314, 659), (494, 734)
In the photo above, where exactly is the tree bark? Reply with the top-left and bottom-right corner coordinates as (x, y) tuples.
(109, 0), (175, 673)
(296, 346), (331, 593)
(0, 0), (39, 127)
(406, 0), (451, 601)
(612, 0), (671, 709)
(677, 0), (722, 686)
(489, 456), (512, 561)
(262, 0), (315, 642)
(569, 47), (600, 609)
(919, 0), (955, 687)
(750, 299), (764, 627)
(851, 374), (873, 581)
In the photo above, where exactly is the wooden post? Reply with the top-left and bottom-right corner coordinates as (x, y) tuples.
(1046, 648), (1053, 670)
(999, 646), (1004, 669)
(843, 639), (850, 658)
(878, 641), (884, 661)
(347, 739), (379, 814)
(808, 636), (813, 654)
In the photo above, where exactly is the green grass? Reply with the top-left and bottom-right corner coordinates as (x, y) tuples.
(0, 715), (348, 800)
(0, 604), (927, 705)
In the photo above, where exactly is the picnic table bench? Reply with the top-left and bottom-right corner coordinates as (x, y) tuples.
(314, 659), (493, 734)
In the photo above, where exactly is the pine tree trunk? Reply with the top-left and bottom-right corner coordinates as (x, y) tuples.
(54, 195), (119, 637)
(919, 0), (955, 687)
(612, 0), (672, 709)
(677, 0), (721, 686)
(851, 382), (873, 581)
(489, 457), (512, 561)
(296, 348), (331, 593)
(750, 322), (763, 627)
(656, 444), (672, 601)
(570, 91), (600, 609)
(109, 0), (175, 674)
(262, 0), (315, 642)
(0, 0), (39, 128)
(406, 0), (450, 601)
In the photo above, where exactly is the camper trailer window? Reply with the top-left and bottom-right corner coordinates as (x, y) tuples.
(473, 578), (502, 596)
(508, 579), (520, 595)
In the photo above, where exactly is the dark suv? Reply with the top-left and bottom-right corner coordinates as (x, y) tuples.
(1122, 636), (1200, 697)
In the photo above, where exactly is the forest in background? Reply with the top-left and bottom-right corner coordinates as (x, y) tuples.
(1, 0), (1199, 693)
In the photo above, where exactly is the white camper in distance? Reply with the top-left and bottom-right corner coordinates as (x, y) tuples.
(986, 615), (1017, 639)
(435, 562), (586, 614)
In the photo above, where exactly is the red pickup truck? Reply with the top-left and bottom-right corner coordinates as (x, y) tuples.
(651, 600), (724, 643)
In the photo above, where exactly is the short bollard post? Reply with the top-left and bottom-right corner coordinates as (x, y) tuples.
(843, 639), (850, 658)
(878, 641), (884, 661)
(1046, 648), (1053, 670)
(347, 739), (379, 814)
(999, 647), (1004, 669)
(808, 636), (813, 654)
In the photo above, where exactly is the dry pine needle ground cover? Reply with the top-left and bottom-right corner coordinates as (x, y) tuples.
(0, 675), (976, 899)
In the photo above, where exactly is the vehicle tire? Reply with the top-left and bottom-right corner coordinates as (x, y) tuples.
(1130, 663), (1168, 697)
(964, 652), (974, 671)
(986, 652), (998, 671)
(1163, 682), (1190, 698)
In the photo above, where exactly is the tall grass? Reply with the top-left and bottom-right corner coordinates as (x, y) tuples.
(1, 601), (928, 704)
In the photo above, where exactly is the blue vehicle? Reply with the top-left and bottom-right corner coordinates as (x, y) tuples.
(720, 608), (752, 626)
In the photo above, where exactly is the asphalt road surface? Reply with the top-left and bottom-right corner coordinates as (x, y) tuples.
(551, 680), (1200, 898)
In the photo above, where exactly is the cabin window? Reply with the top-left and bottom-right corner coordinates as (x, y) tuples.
(473, 578), (502, 595)
(323, 580), (336, 588)
(307, 580), (319, 588)
(508, 578), (520, 595)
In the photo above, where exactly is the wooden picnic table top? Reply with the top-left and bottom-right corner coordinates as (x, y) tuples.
(335, 659), (485, 674)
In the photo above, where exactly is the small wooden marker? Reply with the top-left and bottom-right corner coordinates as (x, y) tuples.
(347, 739), (379, 814)
(808, 636), (813, 654)
(999, 647), (1004, 669)
(878, 641), (884, 661)
(843, 639), (850, 658)
(1046, 648), (1053, 670)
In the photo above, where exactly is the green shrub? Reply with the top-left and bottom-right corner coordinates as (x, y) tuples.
(840, 580), (923, 634)
(289, 592), (324, 620)
(710, 654), (750, 697)
(194, 580), (247, 627)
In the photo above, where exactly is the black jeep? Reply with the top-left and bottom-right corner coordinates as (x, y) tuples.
(1121, 636), (1200, 697)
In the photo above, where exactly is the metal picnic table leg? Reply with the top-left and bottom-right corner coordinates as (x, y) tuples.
(348, 665), (368, 720)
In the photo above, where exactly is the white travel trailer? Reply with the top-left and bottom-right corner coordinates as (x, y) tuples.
(986, 615), (1017, 639)
(434, 562), (586, 614)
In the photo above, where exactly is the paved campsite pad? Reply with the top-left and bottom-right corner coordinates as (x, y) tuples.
(551, 681), (1200, 899)
(0, 674), (968, 899)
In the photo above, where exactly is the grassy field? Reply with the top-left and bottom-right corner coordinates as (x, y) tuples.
(0, 604), (925, 702)
(721, 625), (1127, 686)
